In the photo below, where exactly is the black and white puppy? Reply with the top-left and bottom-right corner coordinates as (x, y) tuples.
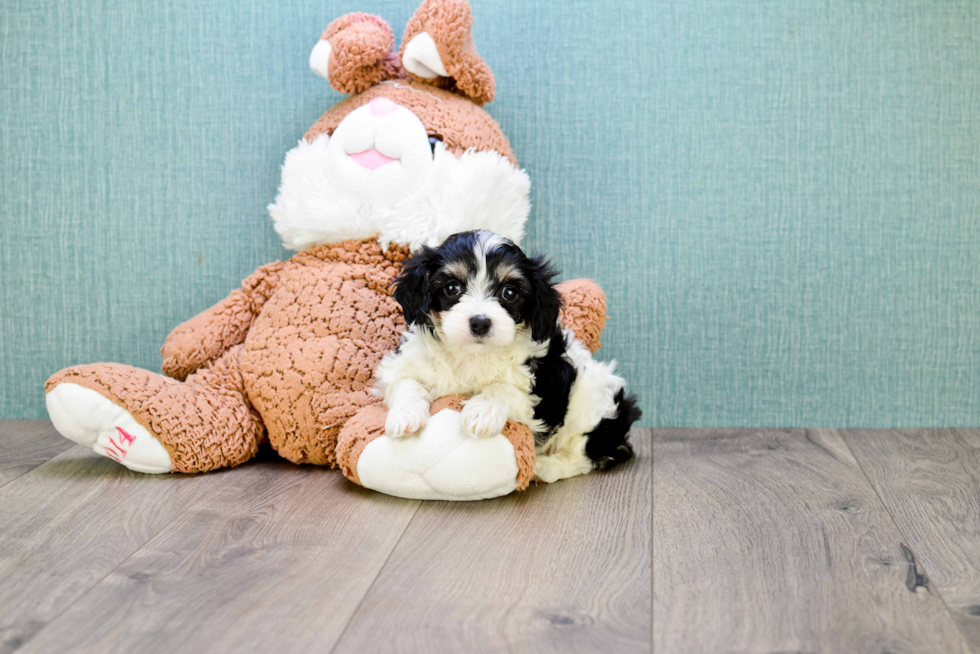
(376, 230), (641, 483)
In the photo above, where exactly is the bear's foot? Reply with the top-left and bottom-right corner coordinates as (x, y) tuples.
(45, 383), (173, 474)
(337, 396), (536, 501)
(358, 409), (520, 500)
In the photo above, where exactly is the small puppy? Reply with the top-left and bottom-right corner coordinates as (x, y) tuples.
(376, 230), (641, 483)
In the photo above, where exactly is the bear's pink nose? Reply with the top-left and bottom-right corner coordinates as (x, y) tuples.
(369, 97), (398, 117)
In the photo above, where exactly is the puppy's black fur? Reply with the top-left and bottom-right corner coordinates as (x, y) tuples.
(391, 230), (641, 472)
(584, 389), (641, 470)
(526, 328), (577, 444)
(391, 246), (440, 329)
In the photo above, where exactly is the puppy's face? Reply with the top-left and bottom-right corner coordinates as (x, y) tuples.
(393, 231), (562, 349)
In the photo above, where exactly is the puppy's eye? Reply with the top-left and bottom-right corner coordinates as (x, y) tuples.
(444, 281), (462, 297)
(428, 135), (442, 156)
(500, 285), (518, 302)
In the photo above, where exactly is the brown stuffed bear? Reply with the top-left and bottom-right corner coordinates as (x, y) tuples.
(44, 0), (608, 500)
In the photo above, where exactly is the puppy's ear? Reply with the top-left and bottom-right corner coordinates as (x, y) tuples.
(526, 255), (563, 342)
(393, 246), (439, 326)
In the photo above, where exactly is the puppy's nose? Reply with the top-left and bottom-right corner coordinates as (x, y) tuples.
(469, 315), (492, 337)
(369, 97), (398, 117)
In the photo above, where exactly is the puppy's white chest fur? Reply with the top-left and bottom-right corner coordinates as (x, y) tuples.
(377, 328), (547, 400)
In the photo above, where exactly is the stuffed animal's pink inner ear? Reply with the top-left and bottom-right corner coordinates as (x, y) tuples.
(402, 31), (449, 79)
(309, 40), (333, 80)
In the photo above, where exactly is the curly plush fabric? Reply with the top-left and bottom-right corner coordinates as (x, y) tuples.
(240, 239), (409, 466)
(320, 13), (404, 95)
(161, 261), (285, 381)
(400, 0), (495, 105)
(334, 403), (387, 485)
(556, 279), (608, 354)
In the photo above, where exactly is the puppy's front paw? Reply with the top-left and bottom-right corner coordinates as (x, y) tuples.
(461, 396), (508, 439)
(534, 455), (561, 483)
(385, 402), (429, 439)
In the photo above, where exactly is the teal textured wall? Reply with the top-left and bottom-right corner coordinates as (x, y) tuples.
(2, 0), (979, 425)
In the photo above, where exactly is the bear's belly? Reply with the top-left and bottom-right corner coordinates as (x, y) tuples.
(240, 259), (404, 464)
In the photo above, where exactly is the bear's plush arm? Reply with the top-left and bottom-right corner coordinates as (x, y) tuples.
(556, 279), (607, 354)
(161, 261), (286, 381)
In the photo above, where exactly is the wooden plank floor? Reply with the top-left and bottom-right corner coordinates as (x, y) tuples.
(0, 422), (650, 654)
(654, 429), (970, 654)
(2, 423), (980, 653)
(844, 429), (980, 652)
(0, 421), (72, 489)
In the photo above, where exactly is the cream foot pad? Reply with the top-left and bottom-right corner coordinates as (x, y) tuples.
(45, 383), (173, 474)
(356, 408), (521, 501)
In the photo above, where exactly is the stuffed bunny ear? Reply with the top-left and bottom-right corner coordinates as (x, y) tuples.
(310, 13), (403, 94)
(399, 0), (495, 105)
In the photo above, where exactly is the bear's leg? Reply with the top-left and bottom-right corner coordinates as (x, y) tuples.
(45, 345), (264, 473)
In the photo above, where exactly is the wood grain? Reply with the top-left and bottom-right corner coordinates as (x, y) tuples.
(844, 428), (980, 652)
(0, 445), (213, 654)
(653, 428), (970, 654)
(10, 422), (979, 654)
(331, 429), (652, 654)
(0, 421), (73, 489)
(18, 460), (421, 654)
